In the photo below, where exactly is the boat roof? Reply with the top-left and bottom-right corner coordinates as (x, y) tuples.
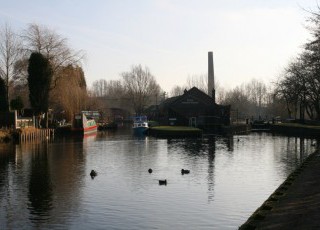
(132, 116), (147, 121)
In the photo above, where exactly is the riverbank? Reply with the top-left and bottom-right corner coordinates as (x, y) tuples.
(0, 127), (54, 143)
(271, 123), (320, 136)
(239, 148), (320, 229)
(0, 129), (12, 143)
(147, 126), (202, 137)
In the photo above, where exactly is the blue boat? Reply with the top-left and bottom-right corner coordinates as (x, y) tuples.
(132, 116), (149, 135)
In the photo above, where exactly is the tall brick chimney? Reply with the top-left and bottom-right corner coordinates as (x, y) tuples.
(208, 51), (215, 103)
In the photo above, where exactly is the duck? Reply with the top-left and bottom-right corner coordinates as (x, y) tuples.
(159, 179), (167, 185)
(90, 170), (97, 177)
(181, 169), (190, 174)
(148, 168), (153, 173)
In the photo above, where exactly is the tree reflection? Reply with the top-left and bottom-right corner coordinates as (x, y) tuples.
(28, 142), (53, 220)
(0, 144), (15, 199)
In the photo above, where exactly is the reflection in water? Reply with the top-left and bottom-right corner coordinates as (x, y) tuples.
(46, 136), (86, 227)
(28, 143), (53, 221)
(0, 144), (15, 191)
(224, 135), (234, 151)
(166, 136), (233, 202)
(0, 132), (318, 229)
(300, 138), (304, 161)
(276, 136), (314, 177)
(207, 137), (216, 202)
(0, 138), (87, 229)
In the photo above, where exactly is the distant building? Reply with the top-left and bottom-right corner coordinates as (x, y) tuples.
(148, 51), (230, 130)
(155, 87), (230, 129)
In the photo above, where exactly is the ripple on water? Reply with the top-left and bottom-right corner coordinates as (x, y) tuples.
(0, 132), (316, 229)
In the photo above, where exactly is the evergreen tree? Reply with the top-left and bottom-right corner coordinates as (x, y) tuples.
(10, 96), (24, 111)
(28, 52), (52, 115)
(0, 77), (9, 111)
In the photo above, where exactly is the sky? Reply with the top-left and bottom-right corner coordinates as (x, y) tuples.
(0, 0), (318, 93)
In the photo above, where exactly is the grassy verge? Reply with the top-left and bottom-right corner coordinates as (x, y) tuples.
(0, 129), (12, 143)
(274, 123), (320, 129)
(148, 126), (202, 137)
(271, 123), (320, 136)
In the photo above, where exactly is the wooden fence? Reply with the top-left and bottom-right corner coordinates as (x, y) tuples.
(19, 129), (54, 142)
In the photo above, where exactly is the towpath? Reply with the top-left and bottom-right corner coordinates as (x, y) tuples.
(240, 150), (320, 229)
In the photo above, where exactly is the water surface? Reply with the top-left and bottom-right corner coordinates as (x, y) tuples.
(0, 129), (316, 229)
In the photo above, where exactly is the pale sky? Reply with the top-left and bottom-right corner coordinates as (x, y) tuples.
(0, 0), (317, 93)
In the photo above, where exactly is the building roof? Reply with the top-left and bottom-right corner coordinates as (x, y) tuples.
(159, 87), (215, 109)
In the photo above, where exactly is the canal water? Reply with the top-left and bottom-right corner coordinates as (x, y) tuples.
(0, 128), (317, 229)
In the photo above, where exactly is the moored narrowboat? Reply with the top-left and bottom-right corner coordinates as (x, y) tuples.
(72, 112), (97, 134)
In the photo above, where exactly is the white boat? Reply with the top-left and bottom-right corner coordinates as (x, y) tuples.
(132, 116), (148, 135)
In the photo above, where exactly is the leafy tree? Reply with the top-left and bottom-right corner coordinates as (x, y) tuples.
(0, 77), (8, 111)
(28, 52), (52, 116)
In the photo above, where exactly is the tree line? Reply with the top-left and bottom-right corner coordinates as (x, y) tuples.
(168, 75), (279, 122)
(167, 7), (320, 122)
(0, 22), (162, 125)
(0, 23), (86, 127)
(2, 5), (320, 126)
(91, 64), (163, 116)
(276, 7), (320, 121)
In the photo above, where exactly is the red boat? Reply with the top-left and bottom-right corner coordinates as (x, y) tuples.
(72, 112), (97, 134)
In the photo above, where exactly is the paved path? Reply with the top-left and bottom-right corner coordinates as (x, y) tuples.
(240, 151), (320, 230)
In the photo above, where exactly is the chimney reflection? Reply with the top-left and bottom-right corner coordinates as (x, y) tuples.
(207, 136), (216, 202)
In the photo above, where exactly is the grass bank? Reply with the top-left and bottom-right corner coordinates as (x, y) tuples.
(271, 123), (320, 136)
(148, 126), (202, 138)
(0, 129), (13, 143)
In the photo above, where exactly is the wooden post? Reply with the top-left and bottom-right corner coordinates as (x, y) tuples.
(14, 110), (18, 129)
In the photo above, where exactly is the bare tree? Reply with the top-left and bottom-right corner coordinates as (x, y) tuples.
(20, 23), (85, 89)
(245, 79), (268, 118)
(13, 57), (29, 85)
(122, 64), (161, 115)
(275, 6), (320, 120)
(186, 74), (208, 93)
(91, 79), (108, 97)
(223, 85), (252, 120)
(170, 73), (224, 103)
(276, 56), (306, 119)
(0, 23), (22, 109)
(106, 80), (124, 98)
(91, 79), (124, 98)
(170, 85), (184, 97)
(276, 48), (320, 120)
(215, 85), (226, 104)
